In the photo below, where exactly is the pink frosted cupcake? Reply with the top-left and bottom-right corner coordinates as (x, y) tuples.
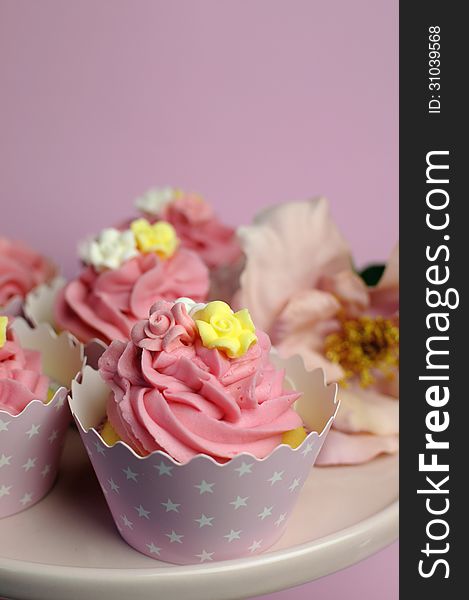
(54, 219), (209, 345)
(0, 316), (84, 517)
(134, 187), (243, 301)
(69, 299), (339, 563)
(99, 299), (303, 461)
(0, 237), (57, 315)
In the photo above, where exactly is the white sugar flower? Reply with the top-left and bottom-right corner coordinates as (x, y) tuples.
(175, 297), (207, 317)
(79, 228), (139, 271)
(134, 186), (178, 215)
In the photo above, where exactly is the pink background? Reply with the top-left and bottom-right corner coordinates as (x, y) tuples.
(0, 0), (398, 598)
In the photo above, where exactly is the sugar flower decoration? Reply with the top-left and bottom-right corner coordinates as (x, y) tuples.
(193, 300), (257, 358)
(79, 228), (138, 272)
(237, 197), (399, 465)
(134, 186), (180, 215)
(174, 297), (207, 317)
(130, 218), (179, 259)
(0, 316), (8, 348)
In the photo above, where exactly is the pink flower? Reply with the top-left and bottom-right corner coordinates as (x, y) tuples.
(0, 237), (57, 307)
(237, 198), (399, 465)
(131, 300), (197, 352)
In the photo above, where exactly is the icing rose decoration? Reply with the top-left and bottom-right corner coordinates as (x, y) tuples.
(79, 228), (138, 271)
(131, 300), (197, 352)
(193, 301), (257, 359)
(0, 319), (49, 415)
(0, 237), (57, 307)
(130, 218), (179, 259)
(134, 186), (180, 215)
(98, 300), (302, 462)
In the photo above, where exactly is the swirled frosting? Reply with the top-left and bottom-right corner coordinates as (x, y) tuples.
(0, 237), (56, 307)
(0, 320), (49, 415)
(136, 190), (242, 270)
(54, 250), (209, 345)
(99, 300), (302, 462)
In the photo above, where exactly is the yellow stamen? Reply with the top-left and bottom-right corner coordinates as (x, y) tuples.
(324, 316), (399, 387)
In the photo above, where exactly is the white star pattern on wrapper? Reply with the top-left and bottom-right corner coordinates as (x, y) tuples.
(275, 513), (287, 527)
(123, 466), (138, 481)
(194, 480), (214, 494)
(154, 461), (173, 477)
(0, 484), (12, 498)
(248, 540), (262, 553)
(224, 529), (242, 542)
(94, 441), (106, 456)
(22, 457), (37, 471)
(147, 542), (161, 555)
(267, 471), (284, 485)
(25, 424), (40, 438)
(161, 498), (180, 513)
(258, 506), (273, 520)
(0, 419), (10, 432)
(41, 464), (51, 477)
(302, 442), (314, 457)
(135, 505), (151, 519)
(0, 454), (12, 468)
(230, 495), (249, 510)
(166, 530), (184, 544)
(48, 430), (58, 443)
(289, 478), (301, 492)
(195, 514), (214, 528)
(54, 394), (66, 411)
(234, 462), (253, 476)
(121, 515), (133, 529)
(19, 492), (33, 506)
(71, 359), (341, 565)
(108, 478), (120, 494)
(196, 550), (214, 563)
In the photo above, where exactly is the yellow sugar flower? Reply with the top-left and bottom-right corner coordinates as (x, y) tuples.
(0, 316), (8, 348)
(193, 301), (257, 358)
(130, 218), (179, 259)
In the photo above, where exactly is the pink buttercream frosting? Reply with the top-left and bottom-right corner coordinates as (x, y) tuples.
(98, 300), (302, 463)
(54, 250), (209, 345)
(0, 237), (57, 307)
(153, 195), (242, 270)
(0, 321), (49, 416)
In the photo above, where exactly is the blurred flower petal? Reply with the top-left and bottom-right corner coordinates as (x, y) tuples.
(237, 198), (352, 332)
(316, 429), (399, 466)
(332, 385), (399, 435)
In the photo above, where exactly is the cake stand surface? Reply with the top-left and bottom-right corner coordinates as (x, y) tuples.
(0, 429), (398, 600)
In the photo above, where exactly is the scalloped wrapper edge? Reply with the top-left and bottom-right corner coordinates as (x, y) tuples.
(69, 358), (339, 564)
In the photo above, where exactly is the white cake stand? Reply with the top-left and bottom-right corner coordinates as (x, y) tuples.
(0, 429), (398, 600)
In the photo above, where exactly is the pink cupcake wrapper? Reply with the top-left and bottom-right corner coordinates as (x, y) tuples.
(0, 319), (84, 518)
(69, 355), (339, 564)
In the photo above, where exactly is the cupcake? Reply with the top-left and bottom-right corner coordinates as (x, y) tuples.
(0, 316), (84, 518)
(69, 298), (339, 563)
(0, 237), (57, 316)
(54, 218), (210, 346)
(134, 187), (243, 302)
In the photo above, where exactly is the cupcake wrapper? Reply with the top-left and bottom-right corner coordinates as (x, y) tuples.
(23, 276), (66, 328)
(0, 319), (84, 518)
(70, 355), (339, 564)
